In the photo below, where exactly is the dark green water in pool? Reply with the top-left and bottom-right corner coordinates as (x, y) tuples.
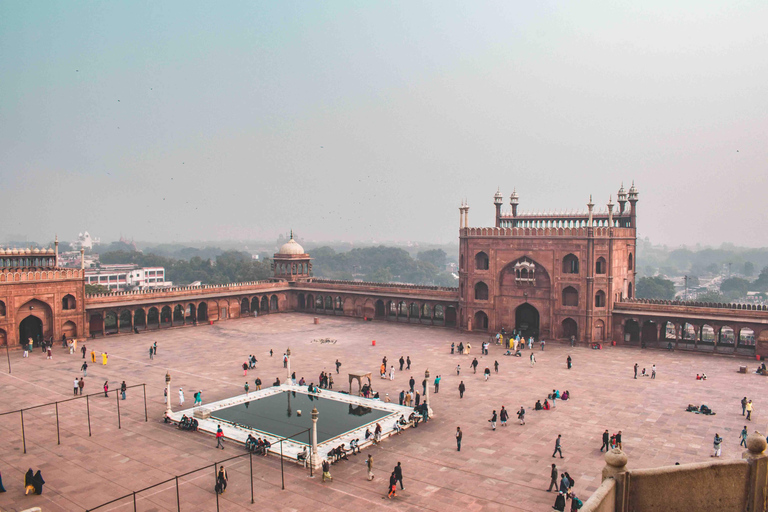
(211, 391), (391, 444)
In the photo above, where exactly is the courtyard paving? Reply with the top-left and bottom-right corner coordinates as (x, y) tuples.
(0, 313), (763, 511)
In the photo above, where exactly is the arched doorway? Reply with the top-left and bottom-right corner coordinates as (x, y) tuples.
(89, 313), (104, 336)
(186, 303), (196, 324)
(624, 319), (640, 343)
(241, 298), (249, 315)
(147, 308), (159, 329)
(261, 296), (269, 313)
(594, 319), (605, 341)
(562, 318), (578, 340)
(445, 306), (457, 327)
(374, 300), (385, 319)
(62, 321), (77, 339)
(473, 311), (489, 331)
(270, 295), (279, 312)
(0, 328), (6, 347)
(104, 311), (118, 334)
(515, 303), (539, 339)
(135, 309), (146, 330)
(641, 321), (658, 343)
(20, 315), (43, 345)
(198, 302), (208, 322)
(298, 294), (306, 310)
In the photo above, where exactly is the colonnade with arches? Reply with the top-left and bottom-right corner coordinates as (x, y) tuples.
(618, 316), (763, 355)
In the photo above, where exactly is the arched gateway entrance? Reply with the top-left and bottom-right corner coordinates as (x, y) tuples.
(19, 316), (43, 345)
(515, 304), (539, 339)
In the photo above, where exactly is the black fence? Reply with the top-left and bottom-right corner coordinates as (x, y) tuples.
(85, 428), (311, 512)
(0, 383), (147, 453)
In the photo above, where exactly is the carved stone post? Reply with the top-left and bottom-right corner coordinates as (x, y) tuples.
(311, 407), (321, 470)
(743, 431), (768, 511)
(602, 448), (628, 512)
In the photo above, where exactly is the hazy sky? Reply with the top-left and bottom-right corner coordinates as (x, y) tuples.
(2, 1), (766, 247)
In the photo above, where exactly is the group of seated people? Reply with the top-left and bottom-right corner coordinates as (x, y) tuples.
(503, 349), (523, 357)
(695, 373), (708, 380)
(756, 363), (767, 375)
(177, 415), (199, 431)
(686, 404), (715, 415)
(360, 383), (379, 399)
(318, 439), (362, 466)
(245, 434), (272, 455)
(534, 390), (570, 411)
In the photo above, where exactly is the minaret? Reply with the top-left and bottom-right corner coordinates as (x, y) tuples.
(54, 234), (59, 267)
(509, 189), (519, 218)
(617, 183), (627, 215)
(628, 181), (639, 228)
(80, 247), (85, 270)
(463, 201), (470, 229)
(607, 196), (614, 227)
(493, 188), (503, 227)
(459, 202), (465, 229)
(587, 195), (594, 228)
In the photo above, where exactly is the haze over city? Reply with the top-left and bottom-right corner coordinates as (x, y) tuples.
(2, 1), (766, 246)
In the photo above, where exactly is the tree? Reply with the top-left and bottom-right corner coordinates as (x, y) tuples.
(696, 290), (725, 302)
(753, 266), (768, 291)
(636, 276), (676, 300)
(417, 249), (447, 269)
(744, 261), (755, 277)
(85, 284), (110, 295)
(684, 275), (700, 288)
(720, 277), (750, 300)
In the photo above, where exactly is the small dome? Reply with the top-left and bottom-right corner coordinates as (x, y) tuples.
(279, 238), (305, 255)
(33, 248), (40, 254)
(25, 248), (32, 254)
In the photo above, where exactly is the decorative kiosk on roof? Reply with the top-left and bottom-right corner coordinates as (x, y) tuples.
(272, 231), (312, 282)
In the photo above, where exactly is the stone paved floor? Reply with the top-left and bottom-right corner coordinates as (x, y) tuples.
(0, 313), (763, 511)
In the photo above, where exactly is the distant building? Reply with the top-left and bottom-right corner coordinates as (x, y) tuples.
(75, 231), (100, 250)
(85, 264), (171, 291)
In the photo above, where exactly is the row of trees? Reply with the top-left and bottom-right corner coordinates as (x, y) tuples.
(636, 266), (768, 301)
(97, 246), (457, 288)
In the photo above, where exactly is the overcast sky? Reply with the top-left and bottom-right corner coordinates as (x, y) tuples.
(1, 1), (766, 247)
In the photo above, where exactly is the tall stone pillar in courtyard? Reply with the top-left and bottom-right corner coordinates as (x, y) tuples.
(286, 347), (291, 384)
(165, 371), (172, 415)
(311, 407), (321, 471)
(423, 369), (434, 418)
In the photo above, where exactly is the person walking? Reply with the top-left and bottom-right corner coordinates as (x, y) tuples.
(390, 365), (395, 380)
(472, 358), (478, 374)
(78, 378), (84, 395)
(153, 342), (157, 356)
(81, 344), (87, 359)
(406, 356), (411, 370)
(552, 435), (564, 458)
(216, 425), (225, 449)
(434, 375), (440, 393)
(23, 343), (29, 358)
(634, 363), (638, 379)
(742, 397), (748, 416)
(102, 352), (108, 365)
(489, 410), (497, 430)
(451, 342), (455, 354)
(81, 361), (88, 377)
(530, 352), (536, 367)
(567, 355), (572, 370)
(600, 429), (610, 452)
(456, 364), (461, 375)
(120, 381), (127, 400)
(456, 426), (463, 451)
(367, 454), (374, 481)
(494, 360), (499, 373)
(484, 367), (491, 381)
(548, 463), (559, 491)
(393, 462), (404, 490)
(335, 359), (341, 374)
(149, 346), (154, 360)
(194, 390), (203, 406)
(244, 382), (250, 395)
(747, 400), (754, 421)
(243, 362), (248, 377)
(458, 381), (466, 399)
(712, 433), (722, 457)
(179, 388), (185, 406)
(616, 431), (623, 450)
(387, 472), (397, 498)
(517, 406), (526, 425)
(73, 377), (79, 396)
(103, 381), (109, 397)
(255, 377), (262, 391)
(500, 406), (508, 427)
(422, 378), (427, 395)
(740, 426), (748, 448)
(91, 350), (96, 363)
(541, 339), (545, 351)
(399, 356), (405, 371)
(651, 364), (656, 379)
(322, 460), (332, 482)
(216, 466), (228, 494)
(47, 345), (52, 359)
(409, 376), (415, 392)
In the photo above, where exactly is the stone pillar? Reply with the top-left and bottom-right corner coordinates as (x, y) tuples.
(424, 369), (434, 418)
(311, 407), (321, 470)
(602, 448), (628, 511)
(743, 432), (768, 512)
(165, 372), (172, 415)
(286, 348), (292, 384)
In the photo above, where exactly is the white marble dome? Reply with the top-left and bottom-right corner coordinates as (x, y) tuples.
(278, 237), (305, 255)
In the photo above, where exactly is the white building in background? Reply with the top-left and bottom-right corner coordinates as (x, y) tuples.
(85, 264), (171, 291)
(75, 231), (100, 250)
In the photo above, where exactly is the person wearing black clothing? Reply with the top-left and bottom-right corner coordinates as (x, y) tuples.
(399, 390), (405, 405)
(616, 431), (622, 450)
(553, 492), (566, 511)
(458, 381), (466, 399)
(548, 463), (558, 491)
(32, 470), (45, 495)
(567, 355), (572, 369)
(422, 379), (427, 394)
(494, 360), (499, 373)
(552, 434), (564, 458)
(393, 462), (404, 490)
(406, 356), (411, 370)
(335, 359), (341, 374)
(409, 377), (415, 392)
(634, 363), (638, 379)
(500, 406), (509, 427)
(600, 429), (610, 452)
(388, 472), (397, 498)
(456, 427), (463, 451)
(399, 356), (405, 371)
(489, 410), (497, 430)
(472, 358), (479, 373)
